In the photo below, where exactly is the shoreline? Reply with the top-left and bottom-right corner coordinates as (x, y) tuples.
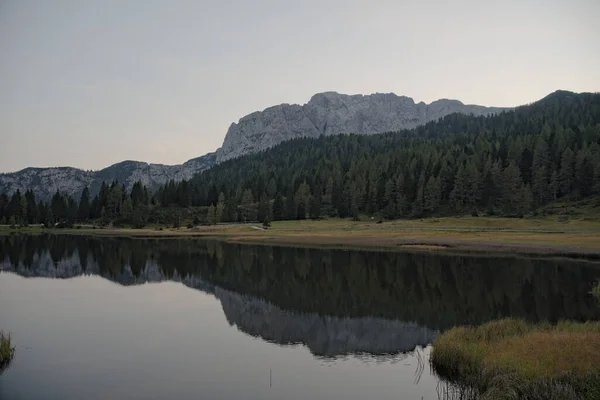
(3, 217), (600, 259)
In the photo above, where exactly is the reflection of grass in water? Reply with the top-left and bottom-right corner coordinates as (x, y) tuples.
(0, 331), (15, 373)
(431, 319), (600, 399)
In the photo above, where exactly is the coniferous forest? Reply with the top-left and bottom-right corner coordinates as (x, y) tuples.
(1, 90), (600, 227)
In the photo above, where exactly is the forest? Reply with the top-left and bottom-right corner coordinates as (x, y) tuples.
(1, 90), (600, 227)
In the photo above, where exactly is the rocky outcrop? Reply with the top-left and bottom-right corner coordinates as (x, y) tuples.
(216, 92), (509, 162)
(0, 152), (216, 201)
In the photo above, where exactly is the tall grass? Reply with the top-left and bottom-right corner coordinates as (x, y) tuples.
(430, 319), (600, 399)
(0, 331), (15, 373)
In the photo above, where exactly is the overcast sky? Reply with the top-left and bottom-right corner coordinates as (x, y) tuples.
(1, 0), (599, 172)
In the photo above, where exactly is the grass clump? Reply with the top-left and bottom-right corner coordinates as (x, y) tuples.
(431, 319), (600, 399)
(0, 331), (15, 373)
(593, 281), (600, 305)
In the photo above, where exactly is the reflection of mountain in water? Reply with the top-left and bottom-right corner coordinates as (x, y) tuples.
(0, 247), (438, 357)
(2, 234), (600, 344)
(216, 287), (438, 357)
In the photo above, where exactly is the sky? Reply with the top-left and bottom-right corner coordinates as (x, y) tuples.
(1, 0), (599, 173)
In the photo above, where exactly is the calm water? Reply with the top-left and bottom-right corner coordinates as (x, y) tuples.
(1, 235), (599, 400)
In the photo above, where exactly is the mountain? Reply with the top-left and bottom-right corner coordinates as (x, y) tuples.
(0, 152), (216, 201)
(178, 90), (600, 220)
(0, 91), (523, 200)
(216, 92), (510, 162)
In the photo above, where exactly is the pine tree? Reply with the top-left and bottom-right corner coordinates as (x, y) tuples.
(309, 195), (321, 220)
(424, 176), (441, 213)
(51, 191), (66, 222)
(296, 201), (307, 220)
(532, 138), (550, 205)
(559, 147), (575, 196)
(216, 192), (225, 223)
(258, 196), (270, 222)
(20, 196), (28, 226)
(501, 162), (524, 215)
(549, 170), (559, 202)
(272, 194), (284, 221)
(207, 204), (216, 225)
(284, 195), (296, 220)
(25, 190), (37, 224)
(122, 198), (134, 221)
(78, 187), (91, 222)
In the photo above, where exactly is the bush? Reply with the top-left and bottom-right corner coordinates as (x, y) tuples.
(263, 217), (271, 229)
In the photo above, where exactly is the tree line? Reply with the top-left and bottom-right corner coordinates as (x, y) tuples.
(0, 181), (151, 227)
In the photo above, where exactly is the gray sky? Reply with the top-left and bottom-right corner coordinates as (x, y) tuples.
(1, 0), (599, 173)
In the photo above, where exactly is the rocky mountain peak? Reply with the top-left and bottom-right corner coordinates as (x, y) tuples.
(216, 92), (509, 162)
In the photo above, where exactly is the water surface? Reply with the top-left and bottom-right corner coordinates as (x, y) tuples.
(1, 235), (599, 399)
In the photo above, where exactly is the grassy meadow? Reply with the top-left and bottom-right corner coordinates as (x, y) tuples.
(3, 213), (600, 256)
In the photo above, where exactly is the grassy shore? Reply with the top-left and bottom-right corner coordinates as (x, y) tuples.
(3, 216), (600, 257)
(0, 331), (15, 373)
(430, 319), (600, 399)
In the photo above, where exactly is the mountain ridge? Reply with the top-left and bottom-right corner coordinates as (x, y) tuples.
(3, 90), (570, 201)
(0, 152), (216, 201)
(216, 91), (510, 162)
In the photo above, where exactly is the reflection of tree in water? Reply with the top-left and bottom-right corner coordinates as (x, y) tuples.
(2, 235), (600, 332)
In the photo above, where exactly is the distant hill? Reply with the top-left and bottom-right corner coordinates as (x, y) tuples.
(0, 153), (216, 201)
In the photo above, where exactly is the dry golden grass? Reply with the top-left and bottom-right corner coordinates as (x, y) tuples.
(486, 331), (600, 379)
(431, 319), (600, 399)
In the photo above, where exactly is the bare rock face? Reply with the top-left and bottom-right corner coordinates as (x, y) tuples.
(0, 152), (216, 201)
(217, 92), (509, 162)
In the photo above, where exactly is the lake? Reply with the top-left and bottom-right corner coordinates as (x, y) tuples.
(1, 235), (599, 399)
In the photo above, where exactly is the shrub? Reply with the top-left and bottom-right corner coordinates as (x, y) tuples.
(263, 217), (271, 229)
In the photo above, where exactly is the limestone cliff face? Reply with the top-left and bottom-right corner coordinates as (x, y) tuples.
(216, 92), (509, 162)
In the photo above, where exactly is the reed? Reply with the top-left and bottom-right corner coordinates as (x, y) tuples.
(0, 331), (15, 373)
